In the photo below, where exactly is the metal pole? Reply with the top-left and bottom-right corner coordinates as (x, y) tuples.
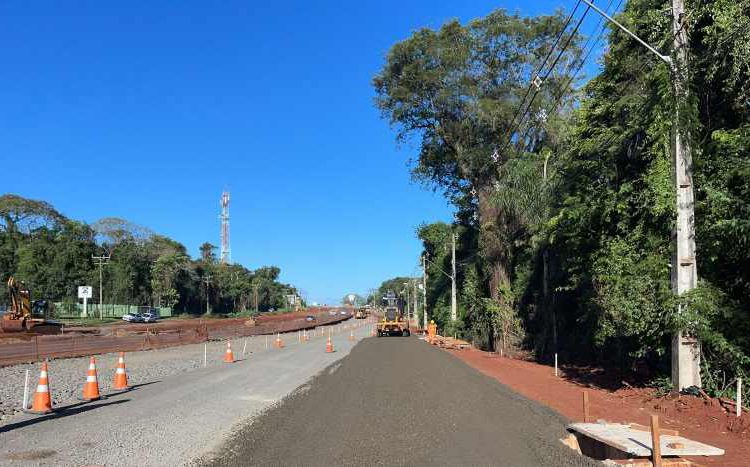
(422, 255), (428, 330)
(451, 233), (457, 322)
(580, 0), (670, 63)
(92, 255), (110, 320)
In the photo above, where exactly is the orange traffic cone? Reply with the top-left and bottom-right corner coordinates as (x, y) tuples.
(29, 361), (53, 414)
(349, 330), (355, 341)
(275, 333), (284, 348)
(81, 356), (101, 401)
(113, 352), (129, 390)
(326, 335), (335, 353)
(224, 341), (235, 363)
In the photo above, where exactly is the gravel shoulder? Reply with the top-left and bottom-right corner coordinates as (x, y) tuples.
(0, 323), (345, 422)
(0, 321), (369, 466)
(204, 336), (599, 467)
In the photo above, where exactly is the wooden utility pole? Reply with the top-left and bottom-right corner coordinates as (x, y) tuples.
(91, 254), (110, 320)
(670, 0), (701, 391)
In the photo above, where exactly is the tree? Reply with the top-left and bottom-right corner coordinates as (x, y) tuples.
(374, 9), (582, 308)
(199, 242), (218, 264)
(150, 252), (190, 307)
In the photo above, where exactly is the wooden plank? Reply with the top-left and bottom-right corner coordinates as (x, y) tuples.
(651, 415), (662, 467)
(567, 422), (725, 457)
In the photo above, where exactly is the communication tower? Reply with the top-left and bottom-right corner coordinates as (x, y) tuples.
(220, 191), (230, 264)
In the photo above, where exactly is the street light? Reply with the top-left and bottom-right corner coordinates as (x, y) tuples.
(580, 0), (700, 390)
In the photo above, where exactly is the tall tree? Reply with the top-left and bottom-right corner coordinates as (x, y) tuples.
(374, 9), (582, 348)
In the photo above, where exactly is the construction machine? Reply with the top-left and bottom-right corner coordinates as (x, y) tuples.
(376, 290), (410, 337)
(354, 305), (370, 319)
(1, 277), (62, 334)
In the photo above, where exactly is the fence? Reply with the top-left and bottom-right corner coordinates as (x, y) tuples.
(0, 327), (207, 365)
(53, 303), (173, 319)
(0, 312), (353, 366)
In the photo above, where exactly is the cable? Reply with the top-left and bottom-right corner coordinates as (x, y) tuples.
(500, 2), (592, 155)
(499, 0), (584, 155)
(518, 0), (620, 152)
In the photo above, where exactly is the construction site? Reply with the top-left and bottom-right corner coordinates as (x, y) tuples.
(3, 0), (750, 465)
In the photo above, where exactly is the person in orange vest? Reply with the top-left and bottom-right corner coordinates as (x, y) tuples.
(427, 320), (438, 343)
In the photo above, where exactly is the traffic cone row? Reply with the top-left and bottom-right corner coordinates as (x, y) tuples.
(28, 353), (136, 414)
(28, 322), (361, 416)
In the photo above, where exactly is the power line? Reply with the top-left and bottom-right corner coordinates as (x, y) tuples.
(517, 0), (620, 152)
(501, 0), (584, 150)
(500, 2), (591, 156)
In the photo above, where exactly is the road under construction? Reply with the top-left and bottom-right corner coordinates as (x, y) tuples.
(0, 316), (739, 466)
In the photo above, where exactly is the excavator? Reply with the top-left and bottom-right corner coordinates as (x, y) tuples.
(1, 277), (62, 334)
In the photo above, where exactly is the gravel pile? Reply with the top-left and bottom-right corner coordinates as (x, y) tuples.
(0, 330), (305, 422)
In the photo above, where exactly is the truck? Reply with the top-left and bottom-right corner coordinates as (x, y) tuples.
(1, 277), (62, 334)
(376, 291), (410, 337)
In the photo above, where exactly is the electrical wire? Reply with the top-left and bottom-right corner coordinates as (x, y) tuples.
(499, 0), (584, 155)
(500, 2), (592, 156)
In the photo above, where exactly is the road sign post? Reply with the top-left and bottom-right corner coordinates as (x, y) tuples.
(78, 286), (93, 318)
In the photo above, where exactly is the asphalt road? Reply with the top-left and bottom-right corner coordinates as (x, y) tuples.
(203, 337), (598, 467)
(0, 322), (368, 466)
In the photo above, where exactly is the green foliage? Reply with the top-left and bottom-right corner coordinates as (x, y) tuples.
(0, 194), (301, 317)
(377, 0), (750, 390)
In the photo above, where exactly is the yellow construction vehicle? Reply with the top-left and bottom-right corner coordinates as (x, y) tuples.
(376, 291), (410, 337)
(354, 305), (370, 319)
(1, 277), (61, 334)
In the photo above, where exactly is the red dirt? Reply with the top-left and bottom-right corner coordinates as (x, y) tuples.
(0, 309), (350, 366)
(448, 347), (749, 467)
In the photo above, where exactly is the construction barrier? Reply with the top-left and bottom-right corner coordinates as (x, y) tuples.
(0, 314), (353, 366)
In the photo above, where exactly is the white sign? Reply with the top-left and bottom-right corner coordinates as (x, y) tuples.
(78, 286), (93, 299)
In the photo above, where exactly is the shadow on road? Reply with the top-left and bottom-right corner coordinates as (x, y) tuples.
(0, 399), (129, 434)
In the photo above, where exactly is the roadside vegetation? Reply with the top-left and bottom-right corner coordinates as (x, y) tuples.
(0, 194), (301, 315)
(373, 1), (750, 395)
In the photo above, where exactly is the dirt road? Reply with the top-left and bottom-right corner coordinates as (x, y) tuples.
(203, 337), (597, 466)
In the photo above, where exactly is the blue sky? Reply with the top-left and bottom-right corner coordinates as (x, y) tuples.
(0, 0), (611, 305)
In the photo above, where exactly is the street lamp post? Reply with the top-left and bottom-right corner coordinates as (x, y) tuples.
(581, 0), (700, 390)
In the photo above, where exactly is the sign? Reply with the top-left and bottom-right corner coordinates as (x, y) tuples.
(78, 286), (93, 299)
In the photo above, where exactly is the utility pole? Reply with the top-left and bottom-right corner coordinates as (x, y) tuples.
(422, 255), (428, 330)
(202, 274), (212, 315)
(91, 254), (110, 320)
(413, 279), (418, 325)
(670, 0), (701, 390)
(451, 233), (457, 322)
(581, 0), (700, 390)
(252, 283), (259, 313)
